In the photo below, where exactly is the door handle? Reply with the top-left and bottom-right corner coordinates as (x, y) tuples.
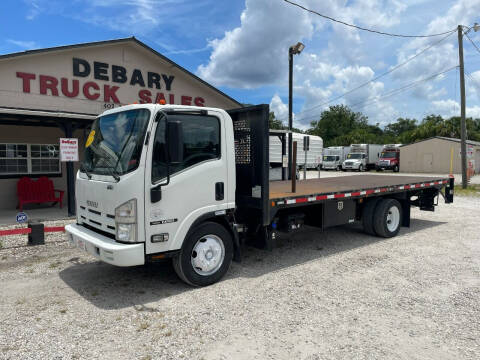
(215, 182), (224, 201)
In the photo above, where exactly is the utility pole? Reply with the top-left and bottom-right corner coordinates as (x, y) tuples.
(457, 25), (468, 189)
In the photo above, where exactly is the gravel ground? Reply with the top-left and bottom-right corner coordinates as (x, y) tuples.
(0, 186), (479, 359)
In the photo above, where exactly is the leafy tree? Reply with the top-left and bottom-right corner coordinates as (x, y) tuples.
(308, 105), (369, 146)
(269, 112), (285, 130)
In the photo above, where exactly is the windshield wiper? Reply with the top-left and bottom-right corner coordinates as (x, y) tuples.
(107, 167), (120, 182)
(80, 164), (92, 179)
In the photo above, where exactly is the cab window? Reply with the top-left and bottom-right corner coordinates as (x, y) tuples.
(152, 114), (220, 183)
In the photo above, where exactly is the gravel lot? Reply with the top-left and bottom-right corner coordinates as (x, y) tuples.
(0, 177), (479, 359)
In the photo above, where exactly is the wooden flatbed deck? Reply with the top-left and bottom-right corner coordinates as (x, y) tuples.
(269, 175), (449, 200)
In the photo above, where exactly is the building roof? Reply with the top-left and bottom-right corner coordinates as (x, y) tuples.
(401, 136), (480, 147)
(0, 37), (242, 108)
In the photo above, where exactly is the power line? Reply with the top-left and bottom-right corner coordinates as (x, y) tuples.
(349, 66), (458, 111)
(463, 31), (480, 55)
(276, 30), (457, 122)
(290, 66), (458, 124)
(283, 0), (457, 38)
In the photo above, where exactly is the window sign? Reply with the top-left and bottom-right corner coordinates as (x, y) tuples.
(60, 138), (79, 162)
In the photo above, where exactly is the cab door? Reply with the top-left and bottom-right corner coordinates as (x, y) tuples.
(143, 109), (229, 255)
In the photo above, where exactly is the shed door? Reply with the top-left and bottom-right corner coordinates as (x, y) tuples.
(423, 153), (433, 172)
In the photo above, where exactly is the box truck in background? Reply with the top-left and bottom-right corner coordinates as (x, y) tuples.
(376, 144), (402, 172)
(322, 146), (350, 171)
(342, 144), (383, 171)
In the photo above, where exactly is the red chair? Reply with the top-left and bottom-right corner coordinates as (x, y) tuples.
(17, 177), (64, 211)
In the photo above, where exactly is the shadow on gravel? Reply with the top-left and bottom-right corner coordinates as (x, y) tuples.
(59, 218), (446, 310)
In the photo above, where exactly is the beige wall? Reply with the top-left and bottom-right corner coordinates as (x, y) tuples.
(400, 138), (480, 174)
(0, 125), (86, 210)
(0, 40), (239, 115)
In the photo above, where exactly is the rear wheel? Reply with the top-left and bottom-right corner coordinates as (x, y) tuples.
(173, 222), (233, 286)
(362, 198), (381, 236)
(373, 199), (402, 238)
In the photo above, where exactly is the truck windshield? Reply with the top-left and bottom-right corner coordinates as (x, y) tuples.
(82, 109), (150, 176)
(381, 151), (397, 158)
(347, 153), (363, 159)
(323, 155), (336, 161)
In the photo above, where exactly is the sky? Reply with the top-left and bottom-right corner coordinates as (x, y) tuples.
(1, 0), (480, 129)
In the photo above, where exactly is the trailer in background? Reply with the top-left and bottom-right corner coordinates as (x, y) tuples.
(269, 132), (323, 169)
(322, 146), (350, 170)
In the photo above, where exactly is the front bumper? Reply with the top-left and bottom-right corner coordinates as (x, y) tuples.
(66, 223), (144, 267)
(376, 165), (394, 170)
(342, 163), (360, 170)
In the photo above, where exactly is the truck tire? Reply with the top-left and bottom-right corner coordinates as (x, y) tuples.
(362, 198), (381, 236)
(336, 165), (341, 171)
(373, 199), (402, 238)
(393, 165), (399, 172)
(358, 164), (364, 172)
(172, 222), (233, 286)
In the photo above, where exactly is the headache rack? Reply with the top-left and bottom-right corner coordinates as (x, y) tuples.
(227, 105), (271, 226)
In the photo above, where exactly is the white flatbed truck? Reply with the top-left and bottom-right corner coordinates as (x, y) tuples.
(66, 104), (454, 286)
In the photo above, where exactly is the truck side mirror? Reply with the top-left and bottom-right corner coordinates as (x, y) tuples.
(167, 120), (184, 164)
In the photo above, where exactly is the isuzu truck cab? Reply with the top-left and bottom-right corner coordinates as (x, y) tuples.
(66, 104), (454, 286)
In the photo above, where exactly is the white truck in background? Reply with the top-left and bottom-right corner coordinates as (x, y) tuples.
(269, 132), (323, 169)
(321, 146), (350, 171)
(342, 144), (383, 171)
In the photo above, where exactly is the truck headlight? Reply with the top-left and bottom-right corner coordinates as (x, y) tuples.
(116, 223), (137, 242)
(115, 199), (138, 242)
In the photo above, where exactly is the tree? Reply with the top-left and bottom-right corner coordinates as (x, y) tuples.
(308, 105), (372, 146)
(269, 112), (285, 130)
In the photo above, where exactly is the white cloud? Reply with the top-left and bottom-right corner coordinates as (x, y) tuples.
(197, 0), (315, 88)
(269, 94), (289, 123)
(6, 39), (39, 50)
(24, 0), (41, 20)
(431, 99), (480, 118)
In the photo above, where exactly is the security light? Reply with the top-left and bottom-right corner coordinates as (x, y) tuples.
(290, 42), (305, 55)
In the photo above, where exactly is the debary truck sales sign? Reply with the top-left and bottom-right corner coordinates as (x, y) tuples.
(16, 58), (205, 108)
(0, 40), (238, 115)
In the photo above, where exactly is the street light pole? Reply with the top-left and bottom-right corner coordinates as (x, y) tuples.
(288, 49), (293, 179)
(288, 42), (305, 180)
(458, 25), (467, 189)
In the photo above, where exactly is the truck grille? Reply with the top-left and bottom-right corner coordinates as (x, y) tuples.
(79, 206), (116, 235)
(344, 162), (354, 166)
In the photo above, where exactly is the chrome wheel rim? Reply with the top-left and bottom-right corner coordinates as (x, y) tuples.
(386, 206), (400, 232)
(191, 234), (225, 276)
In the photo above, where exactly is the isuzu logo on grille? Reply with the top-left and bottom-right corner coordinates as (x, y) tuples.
(87, 200), (98, 208)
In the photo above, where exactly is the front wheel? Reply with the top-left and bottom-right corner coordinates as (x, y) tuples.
(358, 164), (364, 172)
(373, 199), (402, 238)
(393, 165), (399, 172)
(173, 222), (233, 286)
(336, 165), (341, 171)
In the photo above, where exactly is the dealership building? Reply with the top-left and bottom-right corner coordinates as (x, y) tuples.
(0, 37), (241, 215)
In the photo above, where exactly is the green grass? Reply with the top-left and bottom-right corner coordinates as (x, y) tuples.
(454, 184), (480, 197)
